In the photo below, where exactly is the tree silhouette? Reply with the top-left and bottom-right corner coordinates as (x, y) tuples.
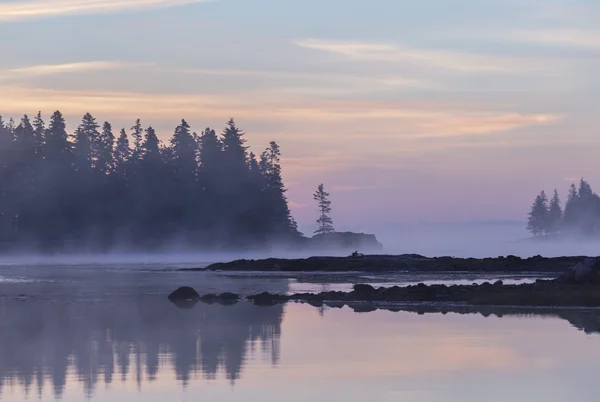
(547, 189), (563, 234)
(0, 112), (303, 251)
(313, 183), (334, 234)
(527, 179), (600, 237)
(527, 190), (548, 236)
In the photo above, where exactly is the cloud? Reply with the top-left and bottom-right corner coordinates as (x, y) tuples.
(294, 39), (541, 74)
(5, 61), (144, 77)
(506, 29), (600, 50)
(0, 0), (212, 21)
(179, 67), (440, 90)
(0, 86), (561, 138)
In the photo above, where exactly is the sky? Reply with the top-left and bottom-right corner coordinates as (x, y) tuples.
(0, 0), (599, 229)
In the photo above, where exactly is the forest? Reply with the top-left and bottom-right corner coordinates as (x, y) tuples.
(527, 179), (600, 237)
(0, 111), (302, 252)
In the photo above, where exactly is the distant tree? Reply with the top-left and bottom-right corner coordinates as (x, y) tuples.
(313, 183), (334, 234)
(97, 122), (115, 175)
(260, 141), (297, 235)
(527, 190), (548, 236)
(130, 119), (144, 155)
(547, 189), (563, 234)
(221, 118), (248, 170)
(113, 128), (131, 177)
(32, 111), (45, 155)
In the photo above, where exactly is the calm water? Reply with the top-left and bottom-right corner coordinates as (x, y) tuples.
(0, 262), (598, 402)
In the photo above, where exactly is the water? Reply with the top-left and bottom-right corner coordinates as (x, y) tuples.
(0, 262), (598, 401)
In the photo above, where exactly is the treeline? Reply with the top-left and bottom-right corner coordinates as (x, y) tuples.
(527, 179), (600, 236)
(0, 111), (301, 252)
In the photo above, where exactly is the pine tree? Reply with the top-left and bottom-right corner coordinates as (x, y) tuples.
(32, 112), (45, 155)
(198, 128), (221, 175)
(221, 118), (248, 170)
(527, 191), (549, 236)
(97, 122), (115, 175)
(260, 141), (295, 234)
(563, 183), (578, 231)
(170, 119), (197, 181)
(114, 128), (131, 177)
(130, 119), (144, 165)
(313, 183), (334, 234)
(547, 189), (563, 234)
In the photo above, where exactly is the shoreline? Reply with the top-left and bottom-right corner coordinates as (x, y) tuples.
(188, 254), (586, 273)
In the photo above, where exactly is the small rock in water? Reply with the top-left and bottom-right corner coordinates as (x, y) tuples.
(251, 292), (280, 306)
(216, 292), (240, 306)
(168, 286), (200, 301)
(353, 284), (376, 295)
(493, 280), (503, 286)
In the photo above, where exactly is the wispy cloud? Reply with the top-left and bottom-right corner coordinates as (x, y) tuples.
(6, 61), (143, 76)
(0, 0), (212, 21)
(506, 29), (600, 50)
(294, 39), (540, 74)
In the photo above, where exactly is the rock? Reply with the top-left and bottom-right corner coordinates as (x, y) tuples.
(168, 286), (200, 301)
(216, 292), (240, 306)
(493, 280), (503, 286)
(250, 292), (281, 306)
(199, 294), (218, 304)
(353, 284), (376, 295)
(560, 258), (598, 284)
(309, 232), (384, 252)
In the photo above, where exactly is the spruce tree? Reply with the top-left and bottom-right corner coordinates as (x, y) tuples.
(260, 141), (295, 234)
(221, 118), (248, 170)
(114, 128), (131, 177)
(313, 183), (334, 234)
(527, 191), (549, 236)
(547, 189), (563, 234)
(97, 122), (115, 175)
(32, 111), (45, 155)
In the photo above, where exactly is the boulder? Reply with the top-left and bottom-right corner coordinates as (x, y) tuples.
(353, 283), (376, 295)
(250, 292), (281, 306)
(168, 286), (200, 301)
(199, 293), (218, 304)
(216, 292), (240, 306)
(559, 258), (599, 284)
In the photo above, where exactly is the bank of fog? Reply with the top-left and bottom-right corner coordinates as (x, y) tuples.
(357, 222), (600, 258)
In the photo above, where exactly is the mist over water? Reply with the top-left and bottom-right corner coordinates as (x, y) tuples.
(348, 221), (600, 258)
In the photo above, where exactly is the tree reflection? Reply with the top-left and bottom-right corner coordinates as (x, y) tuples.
(0, 298), (284, 399)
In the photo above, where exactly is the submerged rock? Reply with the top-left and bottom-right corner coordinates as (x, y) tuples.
(168, 286), (200, 301)
(249, 292), (284, 306)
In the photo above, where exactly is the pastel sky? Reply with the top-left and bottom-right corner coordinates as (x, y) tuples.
(1, 0), (599, 229)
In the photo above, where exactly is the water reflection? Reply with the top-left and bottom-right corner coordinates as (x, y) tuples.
(0, 298), (283, 399)
(2, 296), (600, 401)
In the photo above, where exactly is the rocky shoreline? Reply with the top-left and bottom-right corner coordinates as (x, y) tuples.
(170, 256), (600, 309)
(187, 254), (586, 273)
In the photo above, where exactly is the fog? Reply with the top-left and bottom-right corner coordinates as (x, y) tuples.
(0, 220), (596, 267)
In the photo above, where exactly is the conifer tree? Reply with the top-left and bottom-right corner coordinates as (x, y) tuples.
(221, 118), (248, 170)
(260, 141), (295, 234)
(313, 183), (334, 234)
(97, 122), (115, 175)
(547, 189), (563, 234)
(527, 191), (549, 236)
(114, 128), (131, 177)
(32, 112), (45, 155)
